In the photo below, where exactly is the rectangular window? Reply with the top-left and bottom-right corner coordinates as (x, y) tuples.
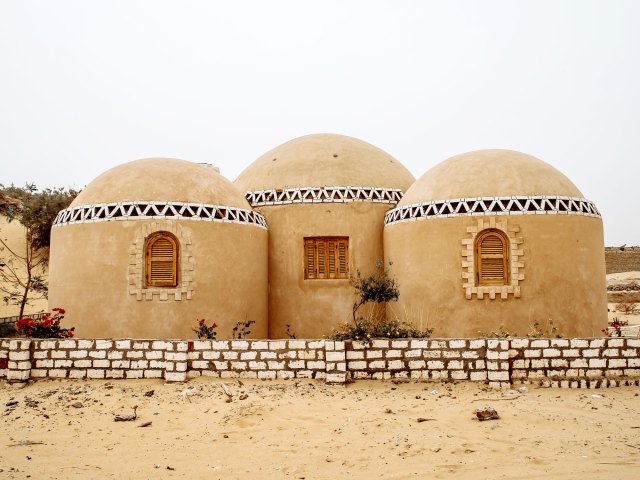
(304, 237), (349, 279)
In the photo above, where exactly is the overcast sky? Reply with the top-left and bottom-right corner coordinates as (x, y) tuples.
(1, 1), (638, 245)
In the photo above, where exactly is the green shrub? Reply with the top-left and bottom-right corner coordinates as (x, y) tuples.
(0, 322), (17, 337)
(232, 320), (255, 339)
(351, 260), (399, 323)
(331, 317), (433, 344)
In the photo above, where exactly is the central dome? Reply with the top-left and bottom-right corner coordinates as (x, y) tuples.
(398, 149), (584, 206)
(235, 134), (414, 192)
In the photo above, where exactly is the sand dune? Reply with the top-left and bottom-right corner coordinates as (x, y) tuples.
(1, 378), (639, 479)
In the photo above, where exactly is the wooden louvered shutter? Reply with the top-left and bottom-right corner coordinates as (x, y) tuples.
(145, 233), (178, 287)
(476, 230), (508, 286)
(304, 237), (349, 279)
(316, 239), (326, 278)
(337, 239), (348, 278)
(305, 239), (316, 279)
(327, 239), (337, 278)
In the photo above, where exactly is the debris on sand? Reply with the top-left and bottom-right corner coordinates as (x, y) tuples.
(221, 383), (233, 402)
(7, 440), (45, 447)
(475, 407), (500, 421)
(114, 406), (138, 422)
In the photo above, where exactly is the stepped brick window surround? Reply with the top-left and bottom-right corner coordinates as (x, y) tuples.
(304, 237), (349, 279)
(145, 232), (179, 288)
(128, 221), (195, 301)
(461, 217), (524, 300)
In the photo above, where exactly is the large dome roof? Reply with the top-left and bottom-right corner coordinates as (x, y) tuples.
(398, 149), (584, 206)
(72, 158), (250, 208)
(234, 134), (415, 192)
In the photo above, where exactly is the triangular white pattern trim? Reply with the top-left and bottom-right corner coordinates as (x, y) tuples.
(53, 202), (268, 229)
(245, 186), (404, 207)
(384, 195), (600, 226)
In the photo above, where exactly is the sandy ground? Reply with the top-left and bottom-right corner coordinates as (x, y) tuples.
(607, 271), (640, 285)
(1, 378), (639, 479)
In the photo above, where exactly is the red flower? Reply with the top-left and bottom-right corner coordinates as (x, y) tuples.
(199, 319), (205, 325)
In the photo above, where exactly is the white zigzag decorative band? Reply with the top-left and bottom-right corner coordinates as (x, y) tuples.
(245, 186), (404, 206)
(384, 196), (600, 226)
(53, 202), (268, 229)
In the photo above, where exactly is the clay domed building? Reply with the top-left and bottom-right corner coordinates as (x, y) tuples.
(48, 158), (268, 338)
(46, 142), (607, 340)
(235, 134), (415, 338)
(383, 149), (607, 338)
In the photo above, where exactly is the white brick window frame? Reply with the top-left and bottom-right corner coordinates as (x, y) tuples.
(128, 221), (195, 301)
(461, 217), (524, 300)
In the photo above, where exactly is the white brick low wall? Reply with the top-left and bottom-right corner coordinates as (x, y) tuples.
(1, 339), (13, 379)
(0, 339), (348, 384)
(0, 337), (639, 388)
(346, 338), (498, 383)
(186, 339), (329, 380)
(510, 337), (640, 388)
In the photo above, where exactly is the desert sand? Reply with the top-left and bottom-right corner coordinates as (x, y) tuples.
(1, 377), (639, 479)
(607, 271), (640, 335)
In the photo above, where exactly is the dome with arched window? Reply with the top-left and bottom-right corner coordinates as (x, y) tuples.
(49, 158), (268, 339)
(384, 149), (606, 338)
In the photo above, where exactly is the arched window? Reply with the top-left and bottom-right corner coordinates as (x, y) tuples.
(145, 232), (179, 288)
(475, 229), (509, 286)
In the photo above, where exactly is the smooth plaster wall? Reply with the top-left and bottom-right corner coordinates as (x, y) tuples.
(71, 158), (249, 208)
(258, 202), (393, 339)
(384, 215), (607, 338)
(399, 150), (584, 205)
(234, 134), (414, 192)
(48, 220), (268, 338)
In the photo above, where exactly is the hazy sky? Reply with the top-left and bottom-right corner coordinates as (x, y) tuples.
(1, 1), (638, 245)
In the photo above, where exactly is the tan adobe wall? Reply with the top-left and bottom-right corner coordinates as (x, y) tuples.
(2, 337), (640, 389)
(0, 216), (48, 318)
(384, 215), (607, 338)
(48, 219), (268, 339)
(256, 202), (394, 339)
(605, 247), (640, 274)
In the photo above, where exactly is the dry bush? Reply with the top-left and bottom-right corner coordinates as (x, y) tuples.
(616, 302), (638, 315)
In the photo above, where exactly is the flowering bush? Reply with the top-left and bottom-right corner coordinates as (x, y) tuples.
(602, 317), (624, 337)
(193, 318), (218, 339)
(16, 308), (74, 338)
